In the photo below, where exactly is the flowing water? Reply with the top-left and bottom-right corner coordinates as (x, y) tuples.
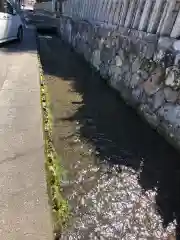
(37, 33), (180, 240)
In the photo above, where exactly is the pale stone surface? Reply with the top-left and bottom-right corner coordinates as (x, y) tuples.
(130, 73), (142, 88)
(164, 87), (179, 103)
(158, 104), (180, 125)
(115, 55), (123, 67)
(173, 40), (180, 52)
(91, 50), (101, 70)
(143, 67), (164, 96)
(153, 49), (166, 62)
(165, 66), (180, 89)
(151, 89), (165, 110)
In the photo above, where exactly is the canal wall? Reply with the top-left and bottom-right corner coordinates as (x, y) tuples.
(57, 0), (180, 151)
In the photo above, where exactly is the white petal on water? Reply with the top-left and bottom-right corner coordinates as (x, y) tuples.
(61, 165), (176, 239)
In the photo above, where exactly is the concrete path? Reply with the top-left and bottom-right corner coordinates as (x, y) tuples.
(0, 27), (53, 239)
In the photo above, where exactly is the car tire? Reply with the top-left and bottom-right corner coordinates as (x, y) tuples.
(17, 26), (23, 42)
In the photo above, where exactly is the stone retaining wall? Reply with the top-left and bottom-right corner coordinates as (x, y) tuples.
(58, 16), (180, 151)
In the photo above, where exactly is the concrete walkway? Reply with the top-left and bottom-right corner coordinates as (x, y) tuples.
(0, 27), (53, 239)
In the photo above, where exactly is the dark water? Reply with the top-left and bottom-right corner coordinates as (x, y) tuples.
(37, 32), (180, 240)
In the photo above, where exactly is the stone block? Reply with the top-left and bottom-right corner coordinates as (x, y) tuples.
(130, 72), (144, 89)
(143, 43), (156, 59)
(129, 29), (139, 39)
(116, 49), (126, 62)
(131, 57), (141, 73)
(143, 67), (164, 96)
(173, 40), (180, 52)
(108, 65), (123, 79)
(165, 66), (180, 90)
(138, 104), (160, 128)
(103, 37), (114, 49)
(144, 33), (158, 43)
(109, 74), (124, 92)
(121, 37), (131, 52)
(164, 87), (179, 103)
(140, 59), (157, 76)
(123, 71), (132, 88)
(115, 55), (123, 67)
(174, 53), (180, 66)
(138, 31), (147, 40)
(120, 61), (130, 76)
(118, 27), (130, 37)
(100, 46), (115, 64)
(99, 63), (109, 78)
(130, 40), (141, 56)
(162, 51), (175, 68)
(96, 26), (111, 38)
(137, 41), (147, 57)
(132, 85), (146, 105)
(157, 103), (180, 126)
(150, 89), (165, 111)
(91, 49), (101, 70)
(137, 69), (149, 81)
(84, 45), (92, 62)
(153, 49), (166, 62)
(92, 37), (104, 50)
(158, 37), (174, 51)
(112, 37), (121, 52)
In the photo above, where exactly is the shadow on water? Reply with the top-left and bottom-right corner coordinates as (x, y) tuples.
(36, 32), (180, 239)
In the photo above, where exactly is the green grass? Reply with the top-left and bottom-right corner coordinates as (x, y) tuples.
(38, 55), (69, 239)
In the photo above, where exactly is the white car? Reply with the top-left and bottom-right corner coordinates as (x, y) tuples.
(21, 4), (34, 11)
(0, 0), (23, 44)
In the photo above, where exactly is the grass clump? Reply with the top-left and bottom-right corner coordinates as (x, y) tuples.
(37, 54), (69, 239)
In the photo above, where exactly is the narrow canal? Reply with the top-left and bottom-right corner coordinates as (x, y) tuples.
(37, 32), (180, 240)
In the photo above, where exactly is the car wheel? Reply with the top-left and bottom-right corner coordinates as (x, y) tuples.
(17, 26), (23, 42)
